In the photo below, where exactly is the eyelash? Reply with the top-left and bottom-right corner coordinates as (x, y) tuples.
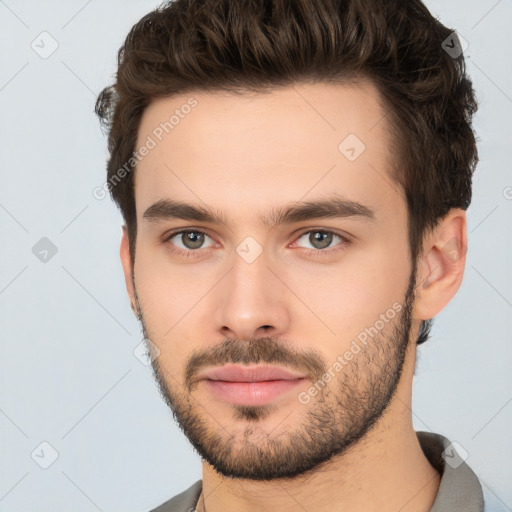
(162, 228), (350, 258)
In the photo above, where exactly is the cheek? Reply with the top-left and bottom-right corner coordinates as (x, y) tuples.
(135, 237), (209, 324)
(134, 244), (224, 370)
(279, 242), (410, 351)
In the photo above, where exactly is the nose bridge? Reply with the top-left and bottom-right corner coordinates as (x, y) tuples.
(230, 244), (269, 301)
(215, 241), (289, 339)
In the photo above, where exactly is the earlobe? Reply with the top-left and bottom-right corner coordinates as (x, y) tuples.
(120, 225), (139, 318)
(413, 210), (467, 321)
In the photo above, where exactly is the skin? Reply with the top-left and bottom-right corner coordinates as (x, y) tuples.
(120, 81), (467, 512)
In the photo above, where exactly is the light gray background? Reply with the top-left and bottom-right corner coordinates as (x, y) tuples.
(0, 1), (511, 511)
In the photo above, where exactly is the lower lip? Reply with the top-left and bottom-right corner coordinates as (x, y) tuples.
(203, 379), (306, 406)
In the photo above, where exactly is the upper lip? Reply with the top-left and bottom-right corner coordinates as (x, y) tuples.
(198, 365), (306, 382)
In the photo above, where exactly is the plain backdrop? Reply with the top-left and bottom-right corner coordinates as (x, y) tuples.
(1, 0), (511, 511)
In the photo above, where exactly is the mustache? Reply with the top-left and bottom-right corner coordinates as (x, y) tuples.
(184, 337), (327, 391)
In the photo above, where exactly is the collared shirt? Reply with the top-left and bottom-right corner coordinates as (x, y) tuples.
(150, 431), (498, 511)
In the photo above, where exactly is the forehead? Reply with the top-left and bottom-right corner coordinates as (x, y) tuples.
(134, 81), (404, 224)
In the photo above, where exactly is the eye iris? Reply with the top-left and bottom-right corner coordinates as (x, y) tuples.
(310, 231), (332, 249)
(182, 232), (204, 249)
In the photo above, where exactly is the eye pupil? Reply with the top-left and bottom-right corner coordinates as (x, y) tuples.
(310, 231), (332, 249)
(183, 231), (204, 249)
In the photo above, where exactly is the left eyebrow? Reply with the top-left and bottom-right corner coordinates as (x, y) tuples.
(142, 196), (376, 228)
(262, 197), (376, 228)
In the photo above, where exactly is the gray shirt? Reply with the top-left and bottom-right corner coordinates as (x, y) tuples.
(149, 431), (491, 511)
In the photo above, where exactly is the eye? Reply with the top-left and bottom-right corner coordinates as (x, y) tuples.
(164, 229), (215, 253)
(294, 229), (348, 254)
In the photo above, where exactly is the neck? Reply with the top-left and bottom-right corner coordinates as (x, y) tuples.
(199, 346), (440, 512)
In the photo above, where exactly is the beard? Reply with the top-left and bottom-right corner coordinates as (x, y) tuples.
(134, 266), (417, 481)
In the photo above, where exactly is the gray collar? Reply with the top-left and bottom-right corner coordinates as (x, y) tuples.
(416, 431), (483, 512)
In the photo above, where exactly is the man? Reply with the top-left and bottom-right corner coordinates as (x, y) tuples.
(95, 0), (494, 510)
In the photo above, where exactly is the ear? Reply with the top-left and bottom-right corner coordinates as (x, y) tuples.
(413, 209), (467, 321)
(120, 225), (139, 317)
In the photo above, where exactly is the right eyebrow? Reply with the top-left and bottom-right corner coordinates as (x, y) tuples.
(143, 199), (228, 226)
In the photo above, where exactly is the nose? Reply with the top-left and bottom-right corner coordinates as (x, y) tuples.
(215, 248), (291, 341)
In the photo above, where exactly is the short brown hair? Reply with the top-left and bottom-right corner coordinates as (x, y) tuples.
(95, 0), (478, 344)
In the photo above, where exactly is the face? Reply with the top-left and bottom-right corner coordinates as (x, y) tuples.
(126, 82), (418, 479)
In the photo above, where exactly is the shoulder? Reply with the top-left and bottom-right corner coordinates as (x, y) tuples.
(148, 480), (202, 512)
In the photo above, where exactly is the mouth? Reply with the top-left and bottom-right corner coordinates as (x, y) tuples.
(197, 364), (307, 406)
